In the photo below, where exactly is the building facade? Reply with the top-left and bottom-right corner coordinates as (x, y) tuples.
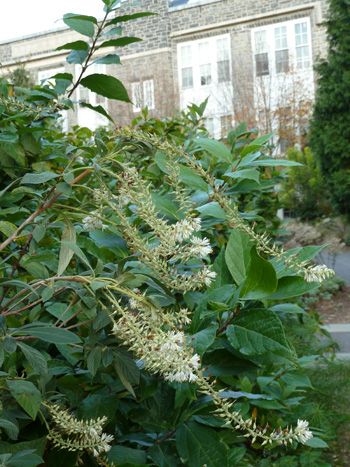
(0, 0), (328, 141)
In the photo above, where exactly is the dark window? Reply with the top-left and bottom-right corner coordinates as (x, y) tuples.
(255, 53), (269, 76)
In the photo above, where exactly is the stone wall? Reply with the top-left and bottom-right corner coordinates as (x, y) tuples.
(0, 0), (329, 128)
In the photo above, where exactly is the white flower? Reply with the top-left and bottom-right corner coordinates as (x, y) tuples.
(189, 236), (213, 258)
(172, 218), (202, 242)
(294, 419), (313, 444)
(304, 264), (334, 283)
(82, 213), (107, 231)
(198, 267), (217, 286)
(129, 298), (138, 309)
(118, 194), (130, 207)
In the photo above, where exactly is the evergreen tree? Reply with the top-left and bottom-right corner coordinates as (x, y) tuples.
(309, 0), (350, 216)
(6, 62), (34, 89)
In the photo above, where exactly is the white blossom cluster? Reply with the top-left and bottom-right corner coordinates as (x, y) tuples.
(157, 331), (200, 383)
(112, 312), (201, 384)
(45, 404), (113, 456)
(82, 212), (107, 231)
(172, 218), (202, 242)
(304, 264), (335, 283)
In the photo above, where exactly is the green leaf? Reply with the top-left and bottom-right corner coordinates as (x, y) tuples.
(225, 229), (252, 285)
(196, 202), (226, 219)
(63, 13), (96, 37)
(66, 49), (88, 64)
(57, 217), (77, 276)
(80, 74), (131, 102)
(208, 247), (232, 290)
(98, 37), (142, 49)
(269, 303), (307, 315)
(56, 41), (89, 51)
(151, 193), (180, 220)
(224, 168), (260, 183)
(16, 326), (81, 344)
(87, 348), (101, 376)
(79, 102), (114, 123)
(154, 152), (208, 192)
(0, 221), (17, 238)
(106, 12), (157, 26)
(21, 172), (59, 185)
(17, 342), (48, 376)
(0, 419), (18, 440)
(227, 308), (296, 362)
(6, 380), (41, 419)
(103, 26), (122, 36)
(176, 420), (228, 467)
(114, 348), (140, 385)
(2, 143), (25, 166)
(61, 241), (93, 273)
(0, 279), (39, 297)
(240, 247), (278, 299)
(32, 225), (46, 243)
(266, 276), (320, 300)
(190, 325), (218, 356)
(149, 445), (182, 467)
(306, 437), (328, 448)
(3, 336), (17, 354)
(7, 450), (44, 467)
(193, 138), (233, 164)
(91, 54), (121, 66)
(249, 158), (302, 167)
(78, 394), (118, 422)
(0, 133), (18, 143)
(108, 446), (147, 465)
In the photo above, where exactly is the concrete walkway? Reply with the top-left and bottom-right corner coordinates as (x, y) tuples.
(316, 249), (350, 284)
(322, 323), (350, 360)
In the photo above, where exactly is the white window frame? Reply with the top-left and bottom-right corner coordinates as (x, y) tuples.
(178, 34), (231, 90)
(131, 79), (155, 112)
(252, 18), (312, 77)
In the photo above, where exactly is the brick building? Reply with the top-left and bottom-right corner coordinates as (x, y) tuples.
(0, 0), (328, 139)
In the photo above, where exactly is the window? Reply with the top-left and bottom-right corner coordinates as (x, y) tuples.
(199, 42), (212, 85)
(217, 37), (230, 83)
(275, 26), (289, 73)
(180, 45), (193, 89)
(295, 22), (310, 69)
(131, 80), (155, 112)
(178, 34), (231, 89)
(254, 30), (269, 76)
(252, 19), (312, 76)
(38, 68), (65, 86)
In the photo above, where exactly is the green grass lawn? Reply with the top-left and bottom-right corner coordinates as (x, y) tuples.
(305, 361), (350, 466)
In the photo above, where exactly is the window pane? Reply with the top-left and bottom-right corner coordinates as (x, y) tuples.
(200, 63), (212, 85)
(275, 49), (289, 73)
(198, 42), (209, 63)
(218, 59), (230, 82)
(254, 30), (268, 53)
(255, 53), (269, 76)
(275, 26), (287, 50)
(131, 82), (142, 112)
(143, 80), (155, 109)
(182, 67), (193, 88)
(180, 45), (192, 67)
(204, 117), (214, 136)
(217, 37), (229, 60)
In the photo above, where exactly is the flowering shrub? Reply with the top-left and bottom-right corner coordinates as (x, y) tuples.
(0, 1), (334, 465)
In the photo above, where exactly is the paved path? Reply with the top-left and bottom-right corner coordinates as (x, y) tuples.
(322, 323), (350, 360)
(316, 250), (350, 284)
